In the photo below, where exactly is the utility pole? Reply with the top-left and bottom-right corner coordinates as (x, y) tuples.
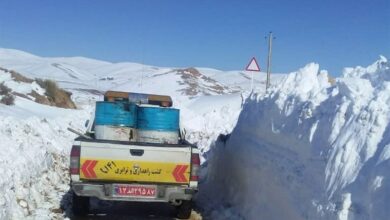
(266, 32), (274, 91)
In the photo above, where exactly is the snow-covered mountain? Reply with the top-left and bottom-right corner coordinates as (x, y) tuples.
(0, 48), (284, 99)
(0, 48), (388, 220)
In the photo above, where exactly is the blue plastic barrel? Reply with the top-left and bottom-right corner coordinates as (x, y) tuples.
(137, 106), (179, 131)
(95, 101), (137, 126)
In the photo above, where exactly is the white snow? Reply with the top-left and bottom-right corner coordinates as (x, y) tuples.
(0, 97), (91, 219)
(1, 47), (389, 220)
(198, 57), (390, 220)
(0, 48), (258, 219)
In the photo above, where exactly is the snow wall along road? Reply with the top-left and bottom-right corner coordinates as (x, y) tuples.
(199, 57), (390, 220)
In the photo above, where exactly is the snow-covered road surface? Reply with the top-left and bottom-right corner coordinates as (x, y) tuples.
(65, 199), (202, 220)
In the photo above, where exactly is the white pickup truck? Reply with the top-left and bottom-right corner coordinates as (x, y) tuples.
(69, 93), (200, 219)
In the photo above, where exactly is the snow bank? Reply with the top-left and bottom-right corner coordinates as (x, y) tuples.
(0, 98), (90, 219)
(199, 57), (390, 220)
(181, 93), (244, 155)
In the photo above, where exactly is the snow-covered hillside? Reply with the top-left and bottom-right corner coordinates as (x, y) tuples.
(0, 48), (284, 99)
(0, 48), (282, 150)
(1, 48), (388, 220)
(0, 48), (270, 219)
(199, 56), (390, 220)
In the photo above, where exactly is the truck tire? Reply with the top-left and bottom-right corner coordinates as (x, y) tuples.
(72, 192), (89, 216)
(176, 200), (192, 219)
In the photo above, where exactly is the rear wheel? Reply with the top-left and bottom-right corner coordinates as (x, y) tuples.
(72, 192), (89, 216)
(176, 200), (192, 219)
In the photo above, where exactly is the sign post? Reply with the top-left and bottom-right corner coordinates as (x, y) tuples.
(245, 57), (261, 91)
(266, 32), (275, 91)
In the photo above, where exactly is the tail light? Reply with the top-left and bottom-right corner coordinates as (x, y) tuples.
(70, 145), (80, 175)
(190, 153), (200, 181)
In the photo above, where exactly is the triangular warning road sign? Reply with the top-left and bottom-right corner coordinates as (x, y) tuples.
(245, 57), (261, 72)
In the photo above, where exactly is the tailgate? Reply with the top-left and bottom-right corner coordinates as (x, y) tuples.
(79, 140), (191, 184)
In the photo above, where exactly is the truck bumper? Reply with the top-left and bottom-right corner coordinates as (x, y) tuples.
(71, 182), (197, 203)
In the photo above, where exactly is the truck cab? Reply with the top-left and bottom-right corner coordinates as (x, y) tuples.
(69, 91), (200, 219)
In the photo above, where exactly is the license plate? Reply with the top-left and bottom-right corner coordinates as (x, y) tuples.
(113, 184), (157, 198)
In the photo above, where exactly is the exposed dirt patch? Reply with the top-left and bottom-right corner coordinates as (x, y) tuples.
(29, 90), (52, 106)
(1, 66), (77, 109)
(36, 79), (77, 109)
(0, 82), (15, 105)
(176, 68), (231, 97)
(13, 92), (32, 100)
(152, 71), (174, 77)
(10, 70), (34, 83)
(0, 67), (9, 72)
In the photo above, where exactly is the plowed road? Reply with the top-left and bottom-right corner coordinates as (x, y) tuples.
(69, 199), (202, 220)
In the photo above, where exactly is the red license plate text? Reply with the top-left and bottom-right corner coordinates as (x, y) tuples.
(114, 185), (157, 198)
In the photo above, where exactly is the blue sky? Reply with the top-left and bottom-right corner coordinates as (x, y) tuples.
(0, 0), (389, 75)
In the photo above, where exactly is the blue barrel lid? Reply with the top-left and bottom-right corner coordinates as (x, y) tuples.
(95, 101), (137, 126)
(137, 106), (179, 131)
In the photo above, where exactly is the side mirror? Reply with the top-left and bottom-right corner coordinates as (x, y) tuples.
(85, 120), (90, 128)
